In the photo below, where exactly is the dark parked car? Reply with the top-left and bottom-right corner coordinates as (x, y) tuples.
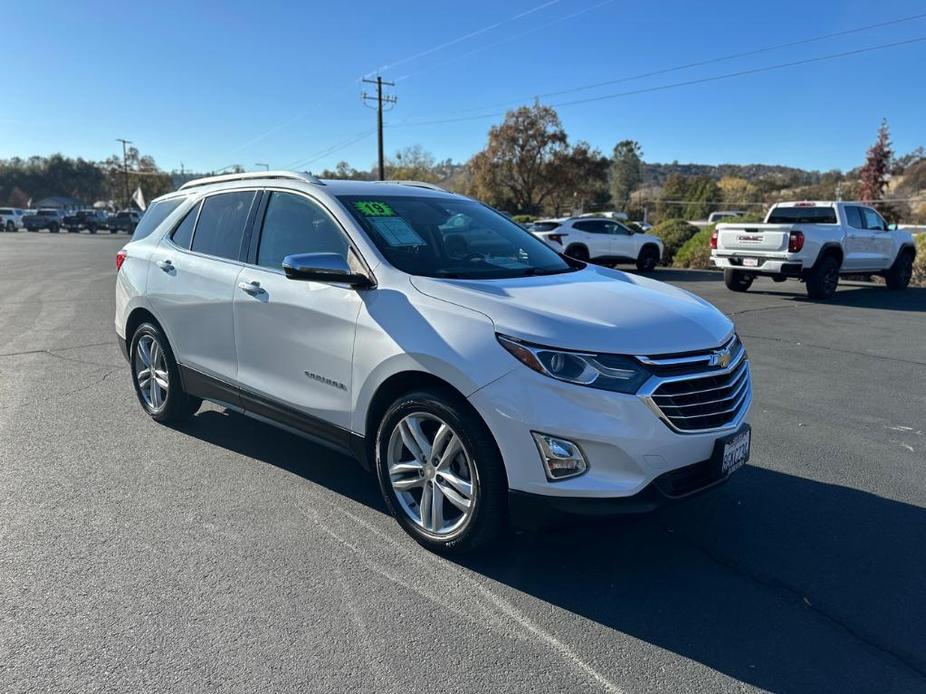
(63, 209), (110, 233)
(23, 208), (65, 232)
(107, 210), (141, 233)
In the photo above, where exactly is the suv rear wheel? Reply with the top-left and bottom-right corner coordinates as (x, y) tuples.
(130, 322), (201, 423)
(375, 390), (507, 554)
(566, 244), (589, 262)
(805, 255), (840, 300)
(724, 269), (753, 292)
(885, 251), (914, 290)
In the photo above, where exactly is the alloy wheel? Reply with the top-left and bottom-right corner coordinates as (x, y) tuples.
(134, 334), (169, 411)
(386, 413), (477, 536)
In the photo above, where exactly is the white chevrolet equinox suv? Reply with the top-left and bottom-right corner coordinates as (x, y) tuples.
(115, 171), (752, 553)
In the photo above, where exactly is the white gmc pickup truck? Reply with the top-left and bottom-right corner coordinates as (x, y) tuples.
(710, 201), (917, 299)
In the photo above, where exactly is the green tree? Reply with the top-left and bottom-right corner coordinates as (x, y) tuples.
(610, 140), (643, 210)
(545, 141), (609, 216)
(469, 104), (569, 214)
(684, 175), (721, 220)
(656, 173), (690, 220)
(859, 119), (893, 202)
(385, 145), (439, 182)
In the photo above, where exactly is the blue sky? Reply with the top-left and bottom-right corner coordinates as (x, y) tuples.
(4, 0), (925, 174)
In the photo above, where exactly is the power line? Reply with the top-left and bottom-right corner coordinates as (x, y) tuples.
(286, 129), (376, 170)
(370, 0), (562, 76)
(456, 11), (926, 110)
(395, 0), (615, 83)
(387, 34), (926, 129)
(362, 77), (397, 180)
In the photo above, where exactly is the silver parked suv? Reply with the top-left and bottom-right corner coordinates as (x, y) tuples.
(116, 171), (751, 553)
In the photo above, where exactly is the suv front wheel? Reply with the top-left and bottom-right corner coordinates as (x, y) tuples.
(130, 322), (201, 422)
(375, 390), (508, 554)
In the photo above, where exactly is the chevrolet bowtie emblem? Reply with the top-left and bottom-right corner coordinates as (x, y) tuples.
(711, 348), (732, 368)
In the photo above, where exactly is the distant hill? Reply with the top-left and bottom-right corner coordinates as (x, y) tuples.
(642, 162), (823, 187)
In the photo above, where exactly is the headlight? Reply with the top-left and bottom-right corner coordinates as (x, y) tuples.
(496, 334), (651, 394)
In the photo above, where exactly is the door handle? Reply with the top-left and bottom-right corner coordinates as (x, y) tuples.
(238, 280), (264, 295)
(156, 259), (173, 271)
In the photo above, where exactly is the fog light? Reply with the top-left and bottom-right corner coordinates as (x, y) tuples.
(531, 433), (588, 481)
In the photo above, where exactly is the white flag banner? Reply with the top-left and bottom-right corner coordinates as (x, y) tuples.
(132, 186), (146, 211)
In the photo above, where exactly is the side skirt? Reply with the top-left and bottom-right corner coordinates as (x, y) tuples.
(178, 365), (369, 468)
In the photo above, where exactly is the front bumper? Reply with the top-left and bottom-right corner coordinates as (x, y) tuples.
(711, 254), (803, 276)
(467, 365), (751, 503)
(508, 435), (742, 526)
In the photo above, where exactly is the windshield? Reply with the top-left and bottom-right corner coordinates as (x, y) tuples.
(39, 210), (57, 217)
(338, 195), (576, 279)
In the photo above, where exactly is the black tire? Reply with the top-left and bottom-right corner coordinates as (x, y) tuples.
(5, 221), (13, 232)
(49, 224), (59, 233)
(88, 224), (97, 234)
(885, 251), (914, 291)
(110, 228), (117, 234)
(772, 276), (787, 283)
(805, 255), (840, 300)
(636, 245), (660, 272)
(375, 389), (508, 554)
(566, 244), (589, 262)
(129, 322), (201, 423)
(724, 269), (753, 292)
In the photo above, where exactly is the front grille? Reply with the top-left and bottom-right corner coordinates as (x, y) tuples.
(645, 353), (750, 432)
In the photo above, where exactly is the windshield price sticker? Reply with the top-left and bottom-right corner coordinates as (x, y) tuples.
(354, 201), (395, 217)
(368, 216), (426, 247)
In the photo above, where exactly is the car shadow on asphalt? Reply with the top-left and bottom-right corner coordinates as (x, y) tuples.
(172, 409), (926, 692)
(171, 408), (388, 514)
(458, 466), (926, 692)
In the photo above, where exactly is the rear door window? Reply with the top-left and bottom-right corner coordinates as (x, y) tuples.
(132, 197), (185, 241)
(191, 191), (256, 260)
(530, 222), (560, 232)
(845, 206), (864, 229)
(170, 202), (200, 249)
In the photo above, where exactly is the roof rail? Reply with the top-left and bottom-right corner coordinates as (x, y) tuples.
(179, 170), (324, 191)
(372, 180), (449, 193)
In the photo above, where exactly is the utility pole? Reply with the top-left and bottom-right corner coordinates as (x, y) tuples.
(361, 76), (396, 181)
(116, 138), (132, 210)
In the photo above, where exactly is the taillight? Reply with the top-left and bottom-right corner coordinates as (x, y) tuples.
(710, 230), (718, 249)
(548, 233), (567, 245)
(788, 231), (805, 253)
(115, 249), (127, 271)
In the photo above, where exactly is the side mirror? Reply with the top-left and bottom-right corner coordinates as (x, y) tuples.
(282, 252), (373, 288)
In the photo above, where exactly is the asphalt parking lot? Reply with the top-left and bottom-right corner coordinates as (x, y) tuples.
(2, 230), (925, 694)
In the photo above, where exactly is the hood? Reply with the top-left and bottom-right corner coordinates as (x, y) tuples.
(410, 266), (732, 355)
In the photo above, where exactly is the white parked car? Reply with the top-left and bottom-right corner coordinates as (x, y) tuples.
(0, 207), (25, 231)
(530, 216), (664, 271)
(711, 201), (917, 299)
(116, 172), (751, 553)
(707, 210), (747, 224)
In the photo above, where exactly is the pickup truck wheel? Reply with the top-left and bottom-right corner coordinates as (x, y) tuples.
(375, 390), (508, 555)
(806, 255), (840, 300)
(636, 245), (660, 271)
(5, 221), (13, 232)
(724, 269), (753, 292)
(49, 224), (59, 233)
(885, 251), (913, 290)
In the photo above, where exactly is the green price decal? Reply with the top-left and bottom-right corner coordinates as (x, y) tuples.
(354, 201), (395, 217)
